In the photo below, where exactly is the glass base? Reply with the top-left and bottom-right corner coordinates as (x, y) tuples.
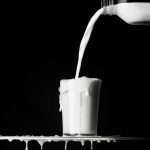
(63, 133), (96, 137)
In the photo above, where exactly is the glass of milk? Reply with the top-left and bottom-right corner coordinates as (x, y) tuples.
(59, 77), (102, 136)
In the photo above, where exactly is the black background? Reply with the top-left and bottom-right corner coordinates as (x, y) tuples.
(0, 1), (150, 149)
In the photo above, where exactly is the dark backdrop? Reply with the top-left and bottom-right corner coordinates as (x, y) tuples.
(1, 1), (150, 149)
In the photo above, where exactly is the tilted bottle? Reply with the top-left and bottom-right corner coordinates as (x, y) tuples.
(103, 2), (150, 25)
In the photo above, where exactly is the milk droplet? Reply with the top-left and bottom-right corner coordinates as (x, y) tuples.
(107, 139), (110, 143)
(25, 141), (28, 150)
(97, 140), (101, 143)
(90, 140), (93, 149)
(59, 96), (62, 112)
(47, 139), (52, 142)
(38, 140), (44, 150)
(65, 141), (68, 150)
(81, 140), (85, 146)
(8, 139), (13, 142)
(59, 99), (62, 112)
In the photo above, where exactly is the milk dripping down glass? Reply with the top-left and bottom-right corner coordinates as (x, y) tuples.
(102, 0), (150, 25)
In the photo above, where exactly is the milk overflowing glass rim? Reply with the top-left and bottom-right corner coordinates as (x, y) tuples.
(59, 77), (102, 94)
(60, 76), (101, 81)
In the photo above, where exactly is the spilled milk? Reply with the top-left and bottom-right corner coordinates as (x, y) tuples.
(0, 135), (116, 150)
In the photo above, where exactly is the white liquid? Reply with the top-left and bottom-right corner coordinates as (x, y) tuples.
(81, 140), (85, 146)
(38, 140), (44, 150)
(25, 141), (28, 150)
(65, 141), (68, 150)
(0, 135), (116, 150)
(90, 140), (93, 149)
(75, 8), (104, 79)
(59, 77), (101, 135)
(75, 3), (150, 79)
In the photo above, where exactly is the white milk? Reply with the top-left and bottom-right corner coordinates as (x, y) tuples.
(59, 77), (102, 135)
(75, 3), (150, 79)
(0, 135), (116, 150)
(75, 7), (105, 79)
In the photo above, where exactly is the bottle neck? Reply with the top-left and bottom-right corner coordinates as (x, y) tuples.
(103, 5), (117, 16)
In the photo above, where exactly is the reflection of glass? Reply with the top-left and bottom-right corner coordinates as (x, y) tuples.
(59, 77), (102, 136)
(101, 0), (150, 25)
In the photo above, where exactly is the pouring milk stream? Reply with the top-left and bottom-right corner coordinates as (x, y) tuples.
(75, 2), (150, 79)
